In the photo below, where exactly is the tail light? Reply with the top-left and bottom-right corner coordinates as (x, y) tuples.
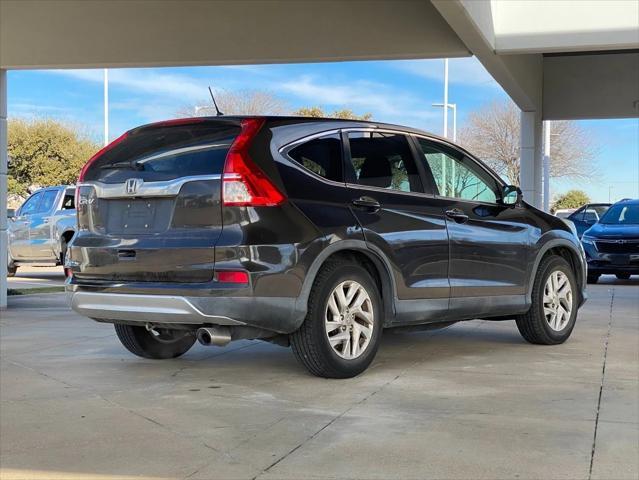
(216, 270), (249, 284)
(222, 118), (285, 207)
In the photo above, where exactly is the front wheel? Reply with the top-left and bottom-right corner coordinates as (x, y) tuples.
(114, 324), (196, 359)
(616, 273), (631, 280)
(291, 260), (383, 378)
(7, 265), (17, 277)
(516, 256), (578, 345)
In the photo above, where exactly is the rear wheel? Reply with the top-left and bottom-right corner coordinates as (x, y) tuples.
(114, 324), (196, 359)
(291, 260), (382, 378)
(616, 273), (631, 280)
(516, 256), (578, 345)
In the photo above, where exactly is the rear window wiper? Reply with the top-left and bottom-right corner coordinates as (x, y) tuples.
(100, 161), (144, 171)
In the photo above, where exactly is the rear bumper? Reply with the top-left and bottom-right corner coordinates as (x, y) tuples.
(67, 287), (301, 334)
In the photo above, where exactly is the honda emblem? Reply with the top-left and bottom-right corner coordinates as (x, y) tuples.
(125, 178), (143, 195)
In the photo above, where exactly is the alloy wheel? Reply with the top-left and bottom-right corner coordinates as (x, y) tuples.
(324, 280), (375, 359)
(543, 270), (573, 332)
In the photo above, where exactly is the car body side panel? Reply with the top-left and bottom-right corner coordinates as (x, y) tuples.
(66, 117), (589, 336)
(447, 203), (532, 297)
(8, 186), (76, 264)
(29, 189), (61, 259)
(8, 214), (30, 260)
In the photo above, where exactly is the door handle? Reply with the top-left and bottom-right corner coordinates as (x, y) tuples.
(445, 208), (469, 224)
(352, 196), (381, 212)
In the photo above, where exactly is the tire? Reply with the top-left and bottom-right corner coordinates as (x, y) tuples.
(7, 265), (17, 277)
(616, 273), (631, 280)
(516, 255), (578, 345)
(114, 324), (196, 359)
(587, 273), (600, 284)
(291, 259), (383, 378)
(60, 252), (72, 278)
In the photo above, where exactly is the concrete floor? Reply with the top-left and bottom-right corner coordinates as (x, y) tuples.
(1, 280), (637, 480)
(7, 265), (66, 290)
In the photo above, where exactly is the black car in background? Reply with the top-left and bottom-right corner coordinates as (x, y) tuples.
(567, 203), (611, 238)
(581, 198), (639, 283)
(66, 116), (587, 378)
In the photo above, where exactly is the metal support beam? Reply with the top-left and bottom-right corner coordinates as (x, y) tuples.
(520, 110), (543, 209)
(543, 121), (551, 212)
(1, 69), (7, 309)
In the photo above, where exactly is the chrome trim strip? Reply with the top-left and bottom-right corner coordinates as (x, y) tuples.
(78, 175), (221, 199)
(69, 291), (244, 325)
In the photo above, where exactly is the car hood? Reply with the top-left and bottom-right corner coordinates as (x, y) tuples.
(584, 223), (639, 239)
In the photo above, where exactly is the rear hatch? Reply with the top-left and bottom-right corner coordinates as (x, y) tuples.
(73, 119), (240, 283)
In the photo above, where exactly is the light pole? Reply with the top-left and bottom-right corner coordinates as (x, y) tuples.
(443, 58), (448, 139)
(103, 69), (109, 146)
(432, 102), (457, 142)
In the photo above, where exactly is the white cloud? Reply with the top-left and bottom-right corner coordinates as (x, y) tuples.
(51, 69), (207, 101)
(46, 66), (446, 132)
(396, 57), (499, 89)
(278, 75), (439, 123)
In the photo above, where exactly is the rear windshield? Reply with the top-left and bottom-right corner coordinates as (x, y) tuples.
(83, 122), (240, 183)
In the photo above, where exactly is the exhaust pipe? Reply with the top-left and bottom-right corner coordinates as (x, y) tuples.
(196, 326), (232, 347)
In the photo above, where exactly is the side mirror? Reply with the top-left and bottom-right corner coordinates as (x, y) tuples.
(500, 185), (521, 207)
(7, 208), (16, 219)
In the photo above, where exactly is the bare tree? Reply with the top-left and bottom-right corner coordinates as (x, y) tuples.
(458, 100), (597, 185)
(177, 90), (288, 117)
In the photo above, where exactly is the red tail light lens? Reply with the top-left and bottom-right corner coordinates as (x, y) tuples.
(216, 270), (249, 284)
(222, 118), (285, 207)
(77, 131), (129, 183)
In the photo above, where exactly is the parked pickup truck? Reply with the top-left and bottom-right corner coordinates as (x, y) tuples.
(7, 185), (76, 277)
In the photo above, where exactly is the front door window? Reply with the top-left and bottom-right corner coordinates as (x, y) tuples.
(418, 139), (499, 203)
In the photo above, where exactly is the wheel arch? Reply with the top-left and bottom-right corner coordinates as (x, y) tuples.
(293, 240), (397, 329)
(59, 229), (76, 260)
(529, 238), (585, 304)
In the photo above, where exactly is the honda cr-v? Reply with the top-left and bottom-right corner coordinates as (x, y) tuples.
(67, 117), (587, 378)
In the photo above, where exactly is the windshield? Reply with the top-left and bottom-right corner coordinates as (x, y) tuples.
(599, 203), (639, 225)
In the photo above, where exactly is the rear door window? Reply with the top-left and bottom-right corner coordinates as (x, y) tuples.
(82, 122), (240, 183)
(345, 132), (423, 193)
(288, 133), (343, 182)
(62, 189), (75, 210)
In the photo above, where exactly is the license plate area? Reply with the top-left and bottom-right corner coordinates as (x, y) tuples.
(103, 198), (174, 235)
(610, 254), (630, 265)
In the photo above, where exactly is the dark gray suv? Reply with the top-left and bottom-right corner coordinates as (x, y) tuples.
(67, 116), (587, 378)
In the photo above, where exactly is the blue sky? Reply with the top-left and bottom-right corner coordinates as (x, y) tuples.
(7, 57), (638, 202)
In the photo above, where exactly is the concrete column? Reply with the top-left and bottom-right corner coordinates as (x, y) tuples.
(1, 69), (7, 309)
(519, 110), (543, 208)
